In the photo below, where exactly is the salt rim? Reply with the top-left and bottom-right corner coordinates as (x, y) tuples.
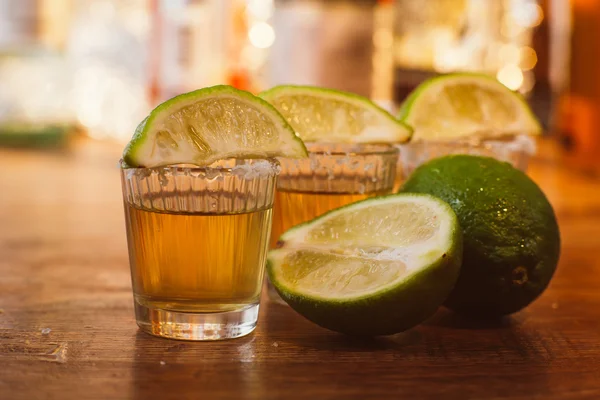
(280, 142), (397, 176)
(303, 142), (398, 156)
(121, 158), (281, 182)
(486, 134), (536, 155)
(403, 134), (537, 155)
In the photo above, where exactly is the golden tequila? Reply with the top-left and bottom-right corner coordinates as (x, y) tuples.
(125, 204), (272, 313)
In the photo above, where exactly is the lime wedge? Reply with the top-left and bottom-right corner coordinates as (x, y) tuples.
(123, 85), (307, 167)
(267, 193), (462, 336)
(397, 73), (542, 141)
(260, 85), (412, 143)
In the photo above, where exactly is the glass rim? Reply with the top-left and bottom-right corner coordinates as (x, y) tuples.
(303, 142), (399, 157)
(400, 133), (532, 145)
(398, 134), (536, 155)
(119, 157), (281, 173)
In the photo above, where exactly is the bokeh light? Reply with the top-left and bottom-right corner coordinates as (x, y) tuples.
(497, 64), (524, 91)
(248, 22), (275, 49)
(519, 46), (538, 70)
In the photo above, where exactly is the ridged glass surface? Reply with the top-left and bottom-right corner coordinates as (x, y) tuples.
(121, 158), (280, 214)
(276, 143), (398, 194)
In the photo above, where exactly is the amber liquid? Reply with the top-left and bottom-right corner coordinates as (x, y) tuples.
(270, 189), (385, 248)
(125, 204), (272, 313)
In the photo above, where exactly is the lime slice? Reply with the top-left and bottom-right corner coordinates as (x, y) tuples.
(267, 193), (462, 336)
(397, 73), (542, 141)
(259, 85), (412, 143)
(123, 85), (307, 167)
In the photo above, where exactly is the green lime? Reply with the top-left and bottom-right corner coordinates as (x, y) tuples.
(260, 85), (412, 143)
(267, 194), (462, 336)
(123, 85), (307, 167)
(397, 73), (542, 141)
(401, 155), (560, 317)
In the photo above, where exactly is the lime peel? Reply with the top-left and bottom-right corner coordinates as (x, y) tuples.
(398, 73), (542, 141)
(123, 85), (307, 168)
(260, 85), (412, 143)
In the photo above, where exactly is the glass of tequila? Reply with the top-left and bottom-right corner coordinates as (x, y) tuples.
(120, 158), (279, 340)
(268, 143), (398, 303)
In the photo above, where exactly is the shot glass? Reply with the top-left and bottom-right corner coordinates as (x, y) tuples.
(398, 134), (536, 180)
(120, 158), (280, 340)
(268, 143), (399, 303)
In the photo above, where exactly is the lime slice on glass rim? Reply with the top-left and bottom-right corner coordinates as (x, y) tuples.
(260, 85), (412, 143)
(123, 85), (307, 168)
(397, 73), (542, 141)
(267, 193), (462, 336)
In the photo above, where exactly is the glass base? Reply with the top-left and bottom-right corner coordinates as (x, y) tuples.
(266, 280), (289, 306)
(134, 300), (259, 341)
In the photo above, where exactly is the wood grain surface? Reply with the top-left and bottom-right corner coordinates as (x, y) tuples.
(1, 139), (599, 400)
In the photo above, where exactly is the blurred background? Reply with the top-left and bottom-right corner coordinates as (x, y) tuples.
(0, 0), (597, 165)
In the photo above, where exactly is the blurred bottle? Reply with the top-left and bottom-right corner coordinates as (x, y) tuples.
(269, 0), (384, 101)
(149, 0), (232, 104)
(393, 0), (565, 131)
(371, 0), (396, 110)
(149, 0), (262, 103)
(556, 0), (600, 162)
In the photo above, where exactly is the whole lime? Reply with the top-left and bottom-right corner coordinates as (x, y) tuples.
(401, 155), (560, 317)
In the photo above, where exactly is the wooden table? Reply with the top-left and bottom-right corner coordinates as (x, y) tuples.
(1, 139), (599, 400)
